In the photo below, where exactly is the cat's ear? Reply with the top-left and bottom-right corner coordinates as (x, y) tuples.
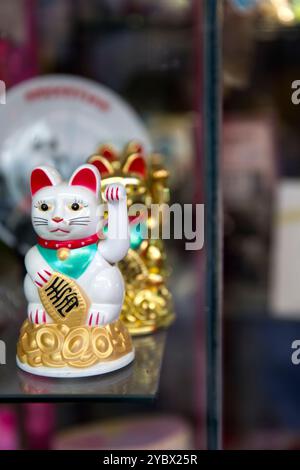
(88, 155), (114, 178)
(122, 152), (147, 179)
(69, 164), (101, 195)
(30, 166), (61, 196)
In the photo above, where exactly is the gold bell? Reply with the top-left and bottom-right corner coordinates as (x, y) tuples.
(57, 248), (70, 261)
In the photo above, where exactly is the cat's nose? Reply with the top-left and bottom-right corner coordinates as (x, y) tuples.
(52, 217), (64, 223)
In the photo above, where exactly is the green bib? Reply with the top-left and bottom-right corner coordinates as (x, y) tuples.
(37, 243), (98, 279)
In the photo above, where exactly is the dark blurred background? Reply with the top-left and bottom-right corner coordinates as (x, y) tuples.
(223, 0), (300, 450)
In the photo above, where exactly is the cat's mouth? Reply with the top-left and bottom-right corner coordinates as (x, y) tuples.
(50, 228), (70, 234)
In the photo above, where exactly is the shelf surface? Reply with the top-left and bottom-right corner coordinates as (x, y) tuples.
(0, 321), (166, 402)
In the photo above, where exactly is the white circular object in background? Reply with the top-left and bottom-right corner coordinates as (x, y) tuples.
(0, 75), (151, 253)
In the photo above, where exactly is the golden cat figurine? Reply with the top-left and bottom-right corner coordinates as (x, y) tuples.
(88, 141), (174, 335)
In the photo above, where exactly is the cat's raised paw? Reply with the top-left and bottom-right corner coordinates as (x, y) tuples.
(104, 183), (126, 203)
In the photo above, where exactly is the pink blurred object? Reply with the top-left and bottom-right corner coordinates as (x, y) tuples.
(226, 430), (300, 450)
(0, 406), (19, 450)
(23, 404), (56, 450)
(0, 0), (38, 87)
(52, 415), (194, 450)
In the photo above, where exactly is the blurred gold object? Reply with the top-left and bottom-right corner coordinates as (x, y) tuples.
(17, 319), (132, 369)
(88, 141), (174, 335)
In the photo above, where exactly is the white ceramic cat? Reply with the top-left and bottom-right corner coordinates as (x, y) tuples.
(25, 164), (130, 326)
(16, 163), (135, 378)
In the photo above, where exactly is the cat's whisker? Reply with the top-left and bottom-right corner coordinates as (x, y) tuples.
(69, 219), (90, 225)
(69, 223), (89, 226)
(69, 217), (90, 221)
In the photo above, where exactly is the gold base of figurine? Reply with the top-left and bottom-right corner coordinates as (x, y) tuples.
(17, 318), (133, 371)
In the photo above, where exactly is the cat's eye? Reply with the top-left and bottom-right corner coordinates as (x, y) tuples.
(40, 203), (50, 211)
(69, 202), (82, 211)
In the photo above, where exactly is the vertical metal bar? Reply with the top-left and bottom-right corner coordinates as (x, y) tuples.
(204, 0), (222, 450)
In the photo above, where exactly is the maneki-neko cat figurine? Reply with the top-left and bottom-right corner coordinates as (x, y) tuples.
(88, 142), (174, 335)
(17, 164), (134, 377)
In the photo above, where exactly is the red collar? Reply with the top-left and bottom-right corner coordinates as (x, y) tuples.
(37, 233), (99, 250)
